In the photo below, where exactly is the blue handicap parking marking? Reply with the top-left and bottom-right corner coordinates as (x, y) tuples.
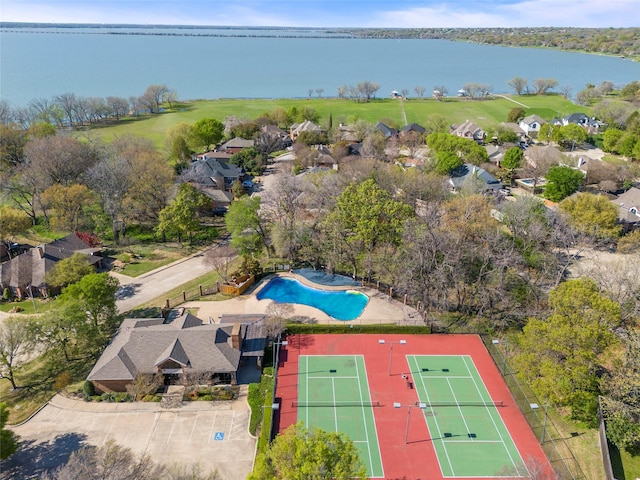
(214, 432), (224, 441)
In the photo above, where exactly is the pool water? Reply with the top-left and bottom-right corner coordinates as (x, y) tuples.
(256, 277), (368, 321)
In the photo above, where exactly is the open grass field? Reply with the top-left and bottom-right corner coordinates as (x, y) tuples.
(83, 94), (580, 151)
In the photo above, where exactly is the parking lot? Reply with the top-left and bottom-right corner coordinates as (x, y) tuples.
(2, 394), (256, 480)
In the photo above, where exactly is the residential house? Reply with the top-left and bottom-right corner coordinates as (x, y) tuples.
(400, 123), (426, 137)
(180, 157), (243, 210)
(485, 144), (506, 166)
(334, 124), (361, 144)
(524, 144), (565, 169)
(499, 122), (527, 143)
(87, 312), (266, 394)
(182, 157), (243, 192)
(375, 122), (397, 140)
(218, 137), (254, 154)
(194, 150), (233, 163)
(450, 120), (485, 143)
(448, 164), (503, 193)
(519, 115), (547, 136)
(0, 233), (103, 299)
(611, 187), (640, 233)
(290, 120), (322, 141)
(261, 124), (293, 148)
(553, 113), (602, 134)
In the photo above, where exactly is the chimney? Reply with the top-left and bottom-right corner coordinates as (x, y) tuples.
(231, 322), (242, 351)
(36, 246), (44, 259)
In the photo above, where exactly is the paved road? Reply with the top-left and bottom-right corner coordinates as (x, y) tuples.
(113, 235), (231, 314)
(113, 250), (212, 314)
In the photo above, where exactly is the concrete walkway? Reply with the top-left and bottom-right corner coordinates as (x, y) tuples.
(182, 272), (422, 326)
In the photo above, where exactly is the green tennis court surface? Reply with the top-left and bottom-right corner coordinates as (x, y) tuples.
(408, 355), (528, 478)
(297, 355), (384, 478)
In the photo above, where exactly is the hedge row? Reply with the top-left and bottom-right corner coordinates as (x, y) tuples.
(285, 324), (432, 335)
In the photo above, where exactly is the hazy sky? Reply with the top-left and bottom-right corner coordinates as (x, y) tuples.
(2, 0), (638, 28)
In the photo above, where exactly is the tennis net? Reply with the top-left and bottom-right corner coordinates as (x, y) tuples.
(419, 401), (505, 408)
(292, 401), (381, 408)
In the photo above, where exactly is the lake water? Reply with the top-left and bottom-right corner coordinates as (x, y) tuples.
(1, 26), (639, 107)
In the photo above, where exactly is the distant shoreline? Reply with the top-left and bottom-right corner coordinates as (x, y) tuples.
(2, 23), (637, 61)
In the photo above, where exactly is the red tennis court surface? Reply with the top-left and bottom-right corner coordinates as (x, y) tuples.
(274, 334), (553, 480)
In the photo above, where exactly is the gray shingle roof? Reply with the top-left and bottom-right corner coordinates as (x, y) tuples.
(88, 314), (242, 382)
(0, 233), (101, 290)
(449, 164), (502, 191)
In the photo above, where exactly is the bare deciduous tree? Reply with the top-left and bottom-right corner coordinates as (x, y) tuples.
(125, 373), (163, 400)
(533, 78), (559, 95)
(41, 439), (219, 480)
(507, 76), (528, 95)
(264, 301), (295, 338)
(204, 245), (237, 282)
(138, 84), (169, 113)
(414, 86), (426, 97)
(432, 86), (448, 101)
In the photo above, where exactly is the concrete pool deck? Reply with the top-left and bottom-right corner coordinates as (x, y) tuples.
(182, 272), (424, 326)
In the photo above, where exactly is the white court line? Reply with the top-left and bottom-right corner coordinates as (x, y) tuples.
(446, 377), (474, 441)
(311, 375), (359, 379)
(306, 355), (309, 426)
(462, 355), (524, 476)
(332, 377), (338, 431)
(359, 354), (384, 479)
(354, 354), (374, 476)
(419, 375), (472, 379)
(409, 355), (454, 476)
(443, 440), (504, 444)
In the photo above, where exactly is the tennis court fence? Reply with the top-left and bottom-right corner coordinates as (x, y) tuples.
(481, 335), (586, 480)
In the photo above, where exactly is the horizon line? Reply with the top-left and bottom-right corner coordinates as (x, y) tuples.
(1, 22), (632, 30)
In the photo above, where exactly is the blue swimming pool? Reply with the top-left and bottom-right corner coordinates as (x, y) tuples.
(256, 277), (368, 321)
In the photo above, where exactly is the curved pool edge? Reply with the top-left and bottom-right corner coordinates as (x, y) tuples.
(255, 274), (369, 321)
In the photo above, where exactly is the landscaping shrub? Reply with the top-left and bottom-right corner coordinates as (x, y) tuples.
(82, 380), (95, 397)
(100, 393), (115, 402)
(114, 393), (130, 402)
(248, 374), (274, 436)
(285, 324), (431, 335)
(201, 395), (213, 401)
(53, 371), (72, 391)
(2, 288), (11, 301)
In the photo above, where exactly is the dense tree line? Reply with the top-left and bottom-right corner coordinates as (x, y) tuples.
(345, 27), (640, 58)
(0, 84), (176, 128)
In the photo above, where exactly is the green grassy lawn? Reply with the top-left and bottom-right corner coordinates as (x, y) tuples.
(549, 410), (606, 480)
(112, 246), (186, 277)
(618, 448), (640, 479)
(83, 95), (581, 152)
(0, 353), (92, 424)
(0, 298), (55, 314)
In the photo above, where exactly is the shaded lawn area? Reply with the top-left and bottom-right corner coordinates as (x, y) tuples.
(0, 355), (94, 425)
(612, 444), (640, 480)
(82, 95), (580, 152)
